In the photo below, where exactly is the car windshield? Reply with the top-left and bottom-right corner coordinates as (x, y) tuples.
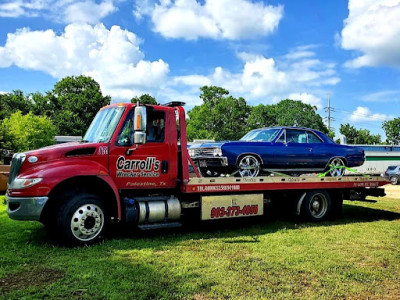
(240, 128), (280, 142)
(83, 106), (125, 143)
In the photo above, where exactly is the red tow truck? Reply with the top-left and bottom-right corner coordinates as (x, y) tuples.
(6, 102), (388, 245)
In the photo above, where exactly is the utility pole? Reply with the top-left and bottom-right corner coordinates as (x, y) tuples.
(324, 94), (335, 131)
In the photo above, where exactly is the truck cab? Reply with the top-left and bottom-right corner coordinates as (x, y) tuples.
(6, 102), (187, 245)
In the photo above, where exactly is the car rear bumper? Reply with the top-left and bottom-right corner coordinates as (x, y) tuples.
(6, 195), (48, 221)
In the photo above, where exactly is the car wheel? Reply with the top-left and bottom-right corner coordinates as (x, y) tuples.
(301, 190), (332, 221)
(390, 176), (399, 185)
(57, 193), (108, 246)
(237, 155), (260, 177)
(328, 157), (346, 177)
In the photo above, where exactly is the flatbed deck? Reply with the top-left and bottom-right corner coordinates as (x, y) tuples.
(182, 175), (389, 193)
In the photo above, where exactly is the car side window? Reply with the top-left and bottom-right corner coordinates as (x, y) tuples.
(307, 132), (323, 143)
(276, 130), (286, 143)
(286, 129), (307, 143)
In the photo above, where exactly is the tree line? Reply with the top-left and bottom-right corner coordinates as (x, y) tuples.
(1, 76), (399, 154)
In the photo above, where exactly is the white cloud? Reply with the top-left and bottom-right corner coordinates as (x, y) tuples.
(137, 0), (283, 40)
(63, 0), (117, 24)
(0, 23), (169, 100)
(341, 0), (400, 68)
(361, 90), (400, 102)
(0, 0), (118, 24)
(350, 106), (391, 122)
(171, 48), (339, 106)
(287, 93), (322, 109)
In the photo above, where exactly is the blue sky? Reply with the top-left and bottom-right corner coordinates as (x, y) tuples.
(0, 0), (399, 138)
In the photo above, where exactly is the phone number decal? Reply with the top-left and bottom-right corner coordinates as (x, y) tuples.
(210, 205), (259, 218)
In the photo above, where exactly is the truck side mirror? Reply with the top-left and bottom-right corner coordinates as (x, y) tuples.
(134, 132), (146, 144)
(134, 106), (147, 131)
(133, 106), (147, 144)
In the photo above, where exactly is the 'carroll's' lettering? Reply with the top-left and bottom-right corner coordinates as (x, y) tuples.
(116, 156), (160, 172)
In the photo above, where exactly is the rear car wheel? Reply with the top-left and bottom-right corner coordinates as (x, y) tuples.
(301, 190), (332, 221)
(327, 157), (346, 177)
(237, 155), (260, 177)
(390, 176), (399, 185)
(57, 193), (108, 246)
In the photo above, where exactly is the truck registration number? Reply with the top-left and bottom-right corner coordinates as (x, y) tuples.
(201, 194), (263, 220)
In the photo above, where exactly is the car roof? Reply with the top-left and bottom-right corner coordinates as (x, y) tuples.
(250, 126), (321, 132)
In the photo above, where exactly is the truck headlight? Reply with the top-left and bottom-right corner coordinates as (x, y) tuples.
(8, 178), (43, 190)
(213, 148), (222, 156)
(188, 149), (195, 156)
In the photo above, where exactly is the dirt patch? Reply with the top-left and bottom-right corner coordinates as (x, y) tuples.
(0, 267), (65, 295)
(383, 184), (400, 199)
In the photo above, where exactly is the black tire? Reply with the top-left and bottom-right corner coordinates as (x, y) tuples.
(390, 176), (399, 185)
(56, 193), (108, 246)
(236, 154), (261, 177)
(301, 190), (332, 222)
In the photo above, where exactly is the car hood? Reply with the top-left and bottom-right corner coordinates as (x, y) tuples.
(189, 140), (274, 148)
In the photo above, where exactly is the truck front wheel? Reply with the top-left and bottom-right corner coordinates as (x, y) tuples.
(57, 193), (108, 246)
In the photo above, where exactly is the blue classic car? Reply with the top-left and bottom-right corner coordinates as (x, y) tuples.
(188, 127), (365, 177)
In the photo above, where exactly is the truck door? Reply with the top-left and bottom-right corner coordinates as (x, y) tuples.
(109, 107), (176, 190)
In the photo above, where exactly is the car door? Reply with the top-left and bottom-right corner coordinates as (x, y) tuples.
(306, 131), (332, 168)
(280, 129), (313, 168)
(109, 107), (175, 190)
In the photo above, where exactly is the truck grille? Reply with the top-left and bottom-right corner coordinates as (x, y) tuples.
(8, 153), (26, 185)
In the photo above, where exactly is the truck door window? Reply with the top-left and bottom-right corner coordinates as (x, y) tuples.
(147, 110), (165, 143)
(116, 109), (165, 146)
(116, 110), (134, 146)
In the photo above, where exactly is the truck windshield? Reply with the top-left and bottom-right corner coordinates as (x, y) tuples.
(83, 106), (125, 143)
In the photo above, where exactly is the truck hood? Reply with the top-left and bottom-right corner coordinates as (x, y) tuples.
(23, 142), (107, 165)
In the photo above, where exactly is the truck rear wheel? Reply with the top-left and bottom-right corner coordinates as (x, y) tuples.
(57, 193), (108, 246)
(301, 190), (332, 221)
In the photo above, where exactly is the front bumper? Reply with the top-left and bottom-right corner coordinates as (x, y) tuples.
(192, 156), (229, 168)
(6, 195), (49, 221)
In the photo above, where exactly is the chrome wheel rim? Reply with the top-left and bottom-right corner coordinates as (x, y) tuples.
(391, 176), (398, 185)
(70, 204), (104, 242)
(238, 155), (260, 177)
(309, 193), (328, 218)
(329, 158), (345, 177)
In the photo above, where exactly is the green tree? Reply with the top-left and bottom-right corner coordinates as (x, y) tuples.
(48, 75), (111, 136)
(339, 124), (358, 144)
(339, 123), (381, 144)
(1, 111), (56, 152)
(187, 86), (249, 141)
(247, 104), (276, 129)
(382, 118), (400, 145)
(30, 92), (53, 118)
(131, 94), (158, 105)
(274, 99), (329, 133)
(0, 90), (32, 121)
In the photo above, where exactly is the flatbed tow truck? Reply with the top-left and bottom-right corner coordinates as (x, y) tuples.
(6, 102), (388, 245)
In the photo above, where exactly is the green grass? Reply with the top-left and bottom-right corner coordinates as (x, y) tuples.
(1, 195), (399, 299)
